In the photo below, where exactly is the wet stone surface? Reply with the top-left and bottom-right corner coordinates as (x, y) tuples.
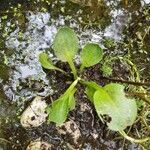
(0, 0), (149, 149)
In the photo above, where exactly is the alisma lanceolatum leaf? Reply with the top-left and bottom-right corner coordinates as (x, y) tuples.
(80, 43), (103, 69)
(100, 83), (137, 131)
(47, 96), (69, 125)
(39, 52), (57, 70)
(53, 27), (79, 62)
(39, 52), (65, 73)
(84, 81), (137, 131)
(47, 79), (79, 125)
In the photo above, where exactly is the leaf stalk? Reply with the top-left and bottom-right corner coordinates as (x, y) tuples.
(119, 130), (149, 144)
(67, 56), (77, 79)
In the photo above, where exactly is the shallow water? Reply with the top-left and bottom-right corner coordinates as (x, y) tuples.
(0, 0), (149, 149)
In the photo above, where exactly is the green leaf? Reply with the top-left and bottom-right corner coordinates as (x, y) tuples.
(39, 52), (65, 73)
(64, 78), (79, 96)
(39, 52), (57, 70)
(47, 78), (79, 125)
(47, 91), (76, 125)
(68, 88), (76, 110)
(47, 96), (69, 125)
(83, 81), (102, 90)
(84, 81), (102, 102)
(53, 26), (79, 62)
(85, 86), (96, 103)
(93, 83), (137, 131)
(80, 43), (103, 69)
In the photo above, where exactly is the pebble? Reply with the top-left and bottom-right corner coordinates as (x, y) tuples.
(20, 96), (48, 128)
(26, 139), (52, 150)
(57, 120), (82, 149)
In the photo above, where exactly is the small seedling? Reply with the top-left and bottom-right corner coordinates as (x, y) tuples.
(39, 26), (142, 143)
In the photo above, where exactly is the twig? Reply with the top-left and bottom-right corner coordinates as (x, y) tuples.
(125, 92), (150, 104)
(103, 77), (150, 86)
(0, 138), (11, 143)
(119, 130), (149, 144)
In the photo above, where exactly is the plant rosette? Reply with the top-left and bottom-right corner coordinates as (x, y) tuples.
(37, 26), (148, 144)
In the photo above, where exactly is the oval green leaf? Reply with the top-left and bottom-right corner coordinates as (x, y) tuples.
(47, 90), (76, 125)
(39, 52), (57, 70)
(53, 26), (79, 62)
(47, 80), (78, 125)
(93, 83), (137, 131)
(47, 96), (69, 125)
(80, 43), (103, 68)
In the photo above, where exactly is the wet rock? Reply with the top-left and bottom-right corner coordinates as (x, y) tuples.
(57, 120), (82, 149)
(26, 139), (51, 150)
(20, 96), (48, 128)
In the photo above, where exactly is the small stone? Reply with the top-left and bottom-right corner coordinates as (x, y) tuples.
(26, 139), (52, 150)
(20, 96), (48, 128)
(57, 120), (82, 148)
